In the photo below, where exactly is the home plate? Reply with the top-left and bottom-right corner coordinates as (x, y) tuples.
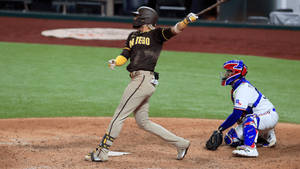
(108, 151), (130, 157)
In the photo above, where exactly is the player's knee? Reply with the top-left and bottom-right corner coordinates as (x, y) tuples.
(136, 118), (150, 130)
(224, 128), (242, 147)
(243, 115), (258, 128)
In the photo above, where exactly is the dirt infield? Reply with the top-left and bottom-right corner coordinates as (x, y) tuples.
(1, 16), (300, 169)
(0, 117), (300, 169)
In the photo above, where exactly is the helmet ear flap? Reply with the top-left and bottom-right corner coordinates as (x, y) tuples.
(241, 65), (247, 76)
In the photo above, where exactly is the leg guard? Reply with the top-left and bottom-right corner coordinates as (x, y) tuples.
(224, 128), (243, 147)
(100, 133), (115, 149)
(243, 115), (259, 148)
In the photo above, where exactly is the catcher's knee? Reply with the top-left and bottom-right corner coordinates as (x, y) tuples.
(224, 128), (242, 147)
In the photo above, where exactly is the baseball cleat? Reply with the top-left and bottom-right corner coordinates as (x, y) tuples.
(257, 129), (276, 148)
(263, 140), (276, 148)
(176, 141), (190, 160)
(259, 137), (276, 148)
(85, 152), (100, 162)
(85, 152), (92, 161)
(84, 147), (109, 162)
(232, 145), (258, 157)
(264, 129), (276, 147)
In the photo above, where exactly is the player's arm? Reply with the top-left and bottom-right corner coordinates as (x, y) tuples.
(171, 13), (198, 34)
(218, 87), (251, 131)
(159, 13), (198, 42)
(108, 34), (132, 69)
(108, 55), (128, 70)
(218, 108), (245, 132)
(108, 47), (130, 69)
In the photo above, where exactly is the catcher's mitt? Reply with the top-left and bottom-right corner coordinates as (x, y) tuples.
(206, 130), (223, 150)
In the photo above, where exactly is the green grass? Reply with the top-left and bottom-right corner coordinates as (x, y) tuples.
(0, 42), (299, 124)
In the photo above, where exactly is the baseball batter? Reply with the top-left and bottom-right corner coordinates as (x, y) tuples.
(211, 60), (279, 157)
(85, 6), (198, 162)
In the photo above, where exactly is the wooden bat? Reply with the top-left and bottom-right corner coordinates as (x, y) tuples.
(196, 0), (229, 17)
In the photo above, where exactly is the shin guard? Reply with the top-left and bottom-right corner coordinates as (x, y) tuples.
(243, 115), (259, 148)
(100, 133), (115, 149)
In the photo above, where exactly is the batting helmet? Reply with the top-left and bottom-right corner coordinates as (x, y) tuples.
(132, 6), (158, 28)
(221, 60), (248, 86)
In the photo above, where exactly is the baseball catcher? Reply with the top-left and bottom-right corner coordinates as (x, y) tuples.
(206, 60), (279, 157)
(85, 6), (198, 162)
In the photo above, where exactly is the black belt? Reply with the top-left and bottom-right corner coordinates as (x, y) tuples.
(129, 71), (159, 80)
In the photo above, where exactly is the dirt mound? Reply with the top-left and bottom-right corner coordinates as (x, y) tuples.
(0, 117), (299, 169)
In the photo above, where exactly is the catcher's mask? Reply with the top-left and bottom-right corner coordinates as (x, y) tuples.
(132, 6), (158, 29)
(221, 60), (247, 86)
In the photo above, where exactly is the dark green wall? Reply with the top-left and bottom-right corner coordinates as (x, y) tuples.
(247, 0), (277, 17)
(218, 0), (277, 21)
(1, 9), (300, 31)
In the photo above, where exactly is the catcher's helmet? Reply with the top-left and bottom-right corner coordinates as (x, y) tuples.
(132, 6), (158, 28)
(221, 60), (248, 86)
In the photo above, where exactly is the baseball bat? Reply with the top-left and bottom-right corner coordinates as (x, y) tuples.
(196, 0), (229, 17)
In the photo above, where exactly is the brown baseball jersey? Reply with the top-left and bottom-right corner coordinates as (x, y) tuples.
(120, 27), (175, 72)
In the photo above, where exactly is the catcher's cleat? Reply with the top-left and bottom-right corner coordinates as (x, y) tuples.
(232, 145), (258, 157)
(176, 141), (190, 160)
(263, 139), (276, 148)
(84, 146), (109, 162)
(257, 129), (276, 148)
(264, 129), (276, 147)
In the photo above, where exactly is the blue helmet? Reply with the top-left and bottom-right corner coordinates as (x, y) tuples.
(221, 60), (248, 86)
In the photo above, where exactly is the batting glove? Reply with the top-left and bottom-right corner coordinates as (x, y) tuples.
(108, 59), (116, 70)
(183, 13), (198, 24)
